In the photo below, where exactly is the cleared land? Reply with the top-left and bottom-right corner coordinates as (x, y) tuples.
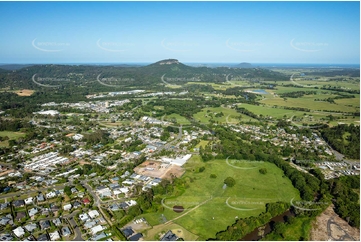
(134, 160), (185, 179)
(310, 205), (360, 241)
(142, 155), (300, 240)
(14, 89), (35, 96)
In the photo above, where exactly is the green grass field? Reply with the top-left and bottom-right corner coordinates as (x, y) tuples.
(193, 106), (258, 124)
(0, 131), (26, 147)
(142, 155), (300, 240)
(259, 93), (358, 113)
(163, 113), (191, 125)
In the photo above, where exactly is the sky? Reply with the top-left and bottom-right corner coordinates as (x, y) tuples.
(0, 1), (359, 64)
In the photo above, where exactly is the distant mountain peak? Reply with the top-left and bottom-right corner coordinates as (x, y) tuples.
(235, 62), (252, 68)
(156, 59), (180, 65)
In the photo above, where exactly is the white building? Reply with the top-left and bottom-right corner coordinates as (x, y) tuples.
(91, 225), (104, 235)
(13, 227), (25, 238)
(49, 231), (60, 241)
(63, 204), (72, 211)
(88, 210), (99, 219)
(24, 197), (33, 205)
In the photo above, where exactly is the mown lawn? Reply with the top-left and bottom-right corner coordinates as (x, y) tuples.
(193, 106), (258, 124)
(143, 155), (300, 240)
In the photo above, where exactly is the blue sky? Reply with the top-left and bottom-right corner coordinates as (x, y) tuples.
(0, 1), (359, 64)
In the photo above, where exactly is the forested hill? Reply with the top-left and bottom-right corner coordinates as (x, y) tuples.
(321, 124), (360, 159)
(0, 59), (288, 90)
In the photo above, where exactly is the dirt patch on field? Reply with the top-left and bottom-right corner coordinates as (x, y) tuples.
(160, 165), (185, 180)
(134, 160), (185, 179)
(310, 204), (360, 241)
(15, 89), (35, 96)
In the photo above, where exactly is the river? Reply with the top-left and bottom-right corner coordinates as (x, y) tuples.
(240, 210), (295, 241)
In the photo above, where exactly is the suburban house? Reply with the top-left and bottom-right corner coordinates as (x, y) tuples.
(79, 213), (89, 221)
(36, 194), (45, 203)
(46, 191), (57, 199)
(73, 201), (82, 209)
(161, 230), (178, 241)
(13, 200), (25, 208)
(15, 212), (26, 222)
(24, 197), (33, 205)
(37, 234), (48, 241)
(0, 234), (13, 241)
(91, 225), (104, 235)
(52, 218), (61, 226)
(82, 198), (91, 205)
(24, 223), (37, 233)
(0, 203), (9, 210)
(129, 233), (143, 241)
(28, 208), (39, 217)
(88, 210), (99, 219)
(91, 232), (107, 241)
(84, 220), (96, 229)
(13, 226), (25, 238)
(63, 204), (72, 211)
(39, 220), (50, 230)
(49, 231), (60, 241)
(61, 226), (71, 236)
(122, 227), (134, 238)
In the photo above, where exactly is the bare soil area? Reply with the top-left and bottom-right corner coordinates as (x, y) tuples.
(15, 89), (35, 96)
(134, 160), (185, 179)
(310, 204), (360, 241)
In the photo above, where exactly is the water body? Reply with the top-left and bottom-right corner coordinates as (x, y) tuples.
(251, 89), (268, 94)
(240, 210), (295, 241)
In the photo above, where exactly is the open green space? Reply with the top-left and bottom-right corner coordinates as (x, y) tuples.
(259, 93), (358, 113)
(142, 155), (300, 240)
(163, 113), (191, 125)
(0, 131), (26, 139)
(0, 131), (26, 147)
(193, 106), (258, 124)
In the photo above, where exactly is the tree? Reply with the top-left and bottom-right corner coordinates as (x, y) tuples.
(224, 177), (236, 187)
(259, 168), (267, 174)
(64, 186), (72, 196)
(210, 174), (217, 178)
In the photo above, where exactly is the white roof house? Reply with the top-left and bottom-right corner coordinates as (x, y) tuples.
(79, 213), (89, 221)
(28, 207), (38, 217)
(24, 223), (37, 232)
(126, 200), (137, 207)
(63, 204), (72, 211)
(91, 225), (104, 235)
(13, 227), (25, 238)
(49, 231), (60, 241)
(162, 154), (192, 166)
(24, 197), (33, 205)
(46, 191), (57, 199)
(88, 210), (99, 219)
(73, 134), (84, 141)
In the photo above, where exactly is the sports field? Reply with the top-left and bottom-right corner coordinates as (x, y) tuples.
(142, 155), (300, 240)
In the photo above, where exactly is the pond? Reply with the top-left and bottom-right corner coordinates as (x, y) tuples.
(251, 89), (268, 94)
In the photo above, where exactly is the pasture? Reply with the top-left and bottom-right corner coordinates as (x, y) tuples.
(141, 155), (299, 240)
(193, 106), (258, 124)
